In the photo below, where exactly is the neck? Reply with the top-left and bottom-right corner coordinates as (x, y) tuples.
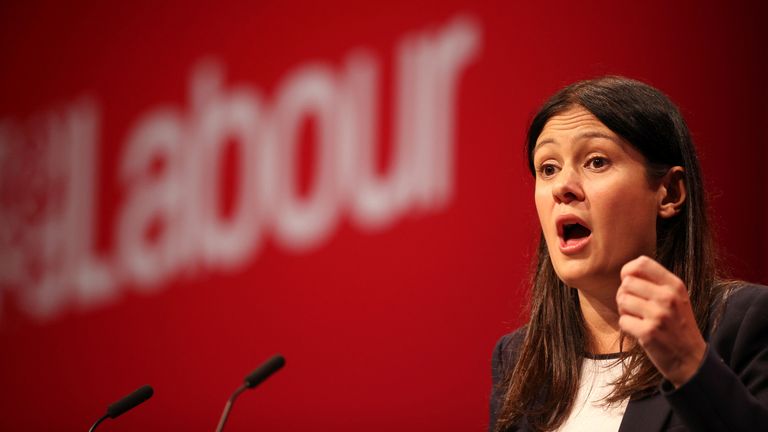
(576, 285), (623, 354)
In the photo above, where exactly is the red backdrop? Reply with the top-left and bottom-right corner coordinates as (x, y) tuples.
(0, 1), (766, 431)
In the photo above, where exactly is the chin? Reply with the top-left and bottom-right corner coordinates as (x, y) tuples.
(554, 264), (621, 295)
(556, 274), (590, 289)
(551, 261), (600, 288)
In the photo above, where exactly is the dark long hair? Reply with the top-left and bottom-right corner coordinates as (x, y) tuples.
(495, 76), (724, 431)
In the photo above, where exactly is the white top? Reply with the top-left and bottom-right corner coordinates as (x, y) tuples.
(555, 355), (629, 432)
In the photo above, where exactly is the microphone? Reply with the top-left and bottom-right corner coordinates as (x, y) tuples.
(244, 354), (286, 389)
(215, 354), (285, 432)
(89, 385), (154, 432)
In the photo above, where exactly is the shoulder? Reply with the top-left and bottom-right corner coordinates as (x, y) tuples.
(494, 327), (527, 356)
(492, 326), (527, 378)
(721, 283), (768, 310)
(710, 283), (768, 363)
(490, 326), (528, 429)
(715, 283), (768, 327)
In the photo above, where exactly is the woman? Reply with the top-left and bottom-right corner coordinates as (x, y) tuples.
(490, 76), (768, 431)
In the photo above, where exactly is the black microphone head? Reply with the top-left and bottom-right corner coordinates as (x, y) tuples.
(244, 354), (285, 389)
(106, 385), (154, 419)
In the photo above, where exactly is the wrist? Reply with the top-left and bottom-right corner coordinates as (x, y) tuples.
(667, 342), (707, 388)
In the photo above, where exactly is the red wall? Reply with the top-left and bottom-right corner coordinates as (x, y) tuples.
(0, 1), (766, 431)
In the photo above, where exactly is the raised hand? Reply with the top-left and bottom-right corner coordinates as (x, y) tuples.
(616, 255), (706, 387)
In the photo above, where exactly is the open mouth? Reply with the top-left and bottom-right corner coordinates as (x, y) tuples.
(563, 223), (591, 242)
(557, 217), (592, 254)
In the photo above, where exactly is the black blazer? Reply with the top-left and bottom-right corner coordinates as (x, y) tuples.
(490, 284), (768, 431)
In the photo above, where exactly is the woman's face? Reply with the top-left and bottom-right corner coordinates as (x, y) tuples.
(533, 106), (664, 293)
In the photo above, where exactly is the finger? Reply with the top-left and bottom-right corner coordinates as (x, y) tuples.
(616, 290), (650, 318)
(618, 314), (669, 348)
(620, 255), (681, 287)
(617, 288), (669, 322)
(617, 314), (649, 340)
(618, 275), (660, 300)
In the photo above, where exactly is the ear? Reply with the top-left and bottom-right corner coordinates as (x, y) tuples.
(658, 166), (686, 219)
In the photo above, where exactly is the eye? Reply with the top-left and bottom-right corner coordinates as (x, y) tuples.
(537, 162), (559, 178)
(586, 156), (609, 171)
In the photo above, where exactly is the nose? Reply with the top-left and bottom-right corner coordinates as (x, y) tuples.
(552, 167), (584, 204)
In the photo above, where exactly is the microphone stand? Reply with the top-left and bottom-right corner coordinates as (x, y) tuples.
(89, 414), (108, 432)
(215, 384), (247, 432)
(214, 354), (284, 432)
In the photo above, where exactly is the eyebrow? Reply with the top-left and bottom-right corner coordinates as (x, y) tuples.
(533, 130), (619, 154)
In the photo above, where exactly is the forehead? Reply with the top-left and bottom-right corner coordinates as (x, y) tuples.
(540, 106), (607, 133)
(534, 106), (622, 154)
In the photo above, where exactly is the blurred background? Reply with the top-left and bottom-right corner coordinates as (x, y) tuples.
(0, 1), (766, 430)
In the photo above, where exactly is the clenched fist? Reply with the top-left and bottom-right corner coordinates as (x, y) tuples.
(616, 255), (706, 387)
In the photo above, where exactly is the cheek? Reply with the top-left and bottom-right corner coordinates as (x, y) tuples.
(534, 188), (559, 245)
(592, 184), (658, 246)
(534, 189), (551, 226)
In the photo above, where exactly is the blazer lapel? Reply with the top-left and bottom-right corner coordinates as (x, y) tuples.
(618, 393), (672, 432)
